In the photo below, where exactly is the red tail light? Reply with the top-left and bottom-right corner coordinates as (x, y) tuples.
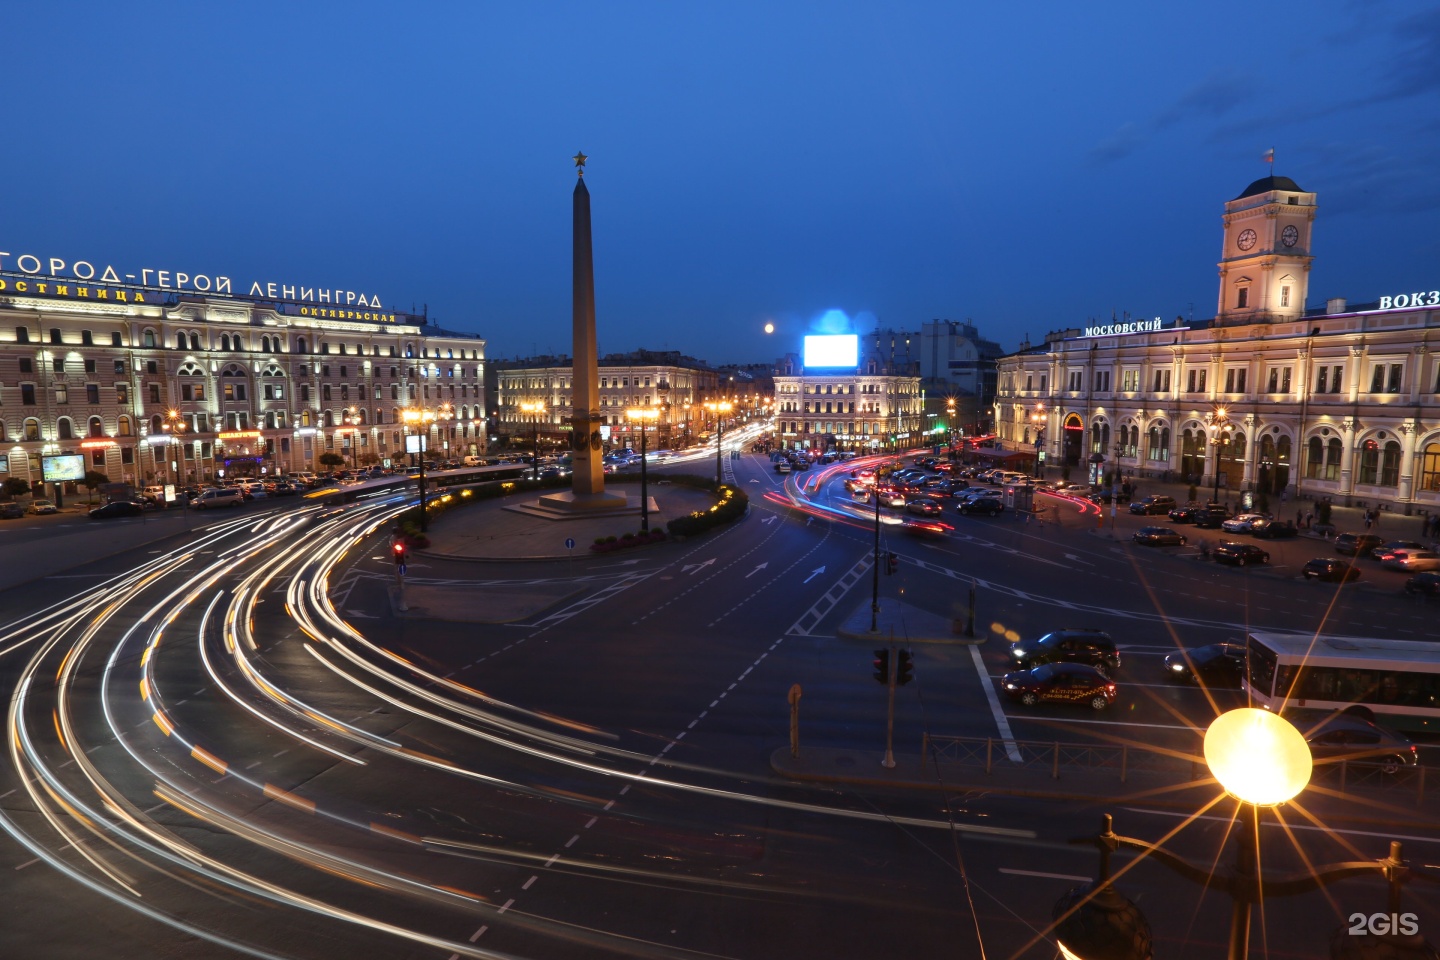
(1106, 684), (1116, 694)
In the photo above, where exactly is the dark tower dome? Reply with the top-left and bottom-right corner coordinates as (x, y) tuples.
(1234, 175), (1304, 200)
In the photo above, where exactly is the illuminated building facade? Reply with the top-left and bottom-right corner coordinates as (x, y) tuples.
(0, 274), (485, 488)
(772, 331), (924, 452)
(995, 175), (1440, 512)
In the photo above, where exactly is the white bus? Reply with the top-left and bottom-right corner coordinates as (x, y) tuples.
(1244, 631), (1440, 735)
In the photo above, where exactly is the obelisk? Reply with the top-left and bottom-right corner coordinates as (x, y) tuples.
(569, 150), (606, 497)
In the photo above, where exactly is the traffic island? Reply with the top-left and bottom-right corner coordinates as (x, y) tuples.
(835, 598), (983, 645)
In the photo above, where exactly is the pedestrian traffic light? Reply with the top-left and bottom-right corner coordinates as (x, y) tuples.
(896, 648), (914, 686)
(392, 540), (407, 564)
(885, 551), (899, 575)
(872, 648), (890, 685)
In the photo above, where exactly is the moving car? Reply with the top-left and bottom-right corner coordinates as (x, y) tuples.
(1221, 513), (1269, 533)
(1372, 540), (1425, 562)
(1302, 558), (1361, 583)
(28, 499), (57, 515)
(1008, 628), (1120, 676)
(1133, 526), (1187, 546)
(957, 495), (1003, 516)
(1334, 532), (1384, 557)
(1162, 643), (1246, 687)
(1212, 541), (1270, 567)
(775, 461), (792, 474)
(1251, 519), (1299, 539)
(1129, 495), (1177, 516)
(1000, 662), (1116, 711)
(905, 499), (943, 518)
(1299, 714), (1418, 775)
(89, 501), (145, 520)
(900, 519), (951, 539)
(1381, 549), (1440, 572)
(1404, 572), (1440, 596)
(190, 487), (244, 509)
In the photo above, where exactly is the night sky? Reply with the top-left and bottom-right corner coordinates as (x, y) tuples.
(4, 2), (1437, 364)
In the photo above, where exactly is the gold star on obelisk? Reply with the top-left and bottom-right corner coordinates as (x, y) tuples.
(573, 150), (587, 176)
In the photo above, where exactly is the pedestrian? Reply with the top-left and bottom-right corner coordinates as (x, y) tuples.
(1305, 510), (1314, 529)
(1363, 510), (1373, 531)
(1295, 508), (1303, 526)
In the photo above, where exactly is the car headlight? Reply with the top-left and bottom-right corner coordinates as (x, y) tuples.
(1170, 662), (1185, 671)
(1011, 648), (1025, 659)
(1004, 683), (1018, 690)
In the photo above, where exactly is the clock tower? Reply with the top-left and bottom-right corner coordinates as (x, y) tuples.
(1216, 174), (1316, 324)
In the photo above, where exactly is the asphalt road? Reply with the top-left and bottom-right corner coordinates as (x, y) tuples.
(0, 451), (1436, 960)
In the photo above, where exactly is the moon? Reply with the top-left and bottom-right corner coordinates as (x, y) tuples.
(763, 322), (774, 334)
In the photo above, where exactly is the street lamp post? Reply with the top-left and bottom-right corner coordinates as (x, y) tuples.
(627, 406), (659, 532)
(1053, 708), (1440, 960)
(519, 401), (545, 481)
(161, 409), (186, 499)
(1207, 404), (1232, 506)
(342, 406), (359, 473)
(1031, 403), (1046, 479)
(704, 399), (733, 487)
(401, 408), (436, 532)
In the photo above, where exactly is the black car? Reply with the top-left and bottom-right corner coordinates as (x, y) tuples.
(1193, 508), (1230, 529)
(1000, 662), (1116, 710)
(1163, 643), (1246, 687)
(1168, 505), (1204, 524)
(1302, 557), (1361, 582)
(1087, 487), (1132, 504)
(1008, 629), (1120, 676)
(1334, 532), (1384, 557)
(957, 496), (1003, 516)
(1251, 519), (1299, 539)
(1299, 714), (1418, 774)
(1133, 526), (1187, 546)
(1129, 495), (1177, 515)
(1212, 541), (1270, 566)
(1404, 572), (1440, 596)
(88, 500), (146, 520)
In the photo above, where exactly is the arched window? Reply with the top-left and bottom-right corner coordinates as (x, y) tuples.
(88, 416), (104, 438)
(1420, 442), (1440, 493)
(1325, 438), (1342, 480)
(1380, 440), (1402, 487)
(300, 410), (312, 427)
(150, 415), (163, 435)
(220, 334), (230, 350)
(375, 409), (385, 424)
(143, 329), (156, 348)
(296, 337), (308, 354)
(1357, 439), (1381, 485)
(190, 333), (200, 351)
(322, 410), (333, 427)
(57, 417), (75, 440)
(24, 418), (41, 441)
(176, 333), (186, 350)
(117, 416), (132, 437)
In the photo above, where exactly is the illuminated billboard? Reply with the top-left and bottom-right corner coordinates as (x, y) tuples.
(803, 334), (858, 368)
(41, 455), (86, 482)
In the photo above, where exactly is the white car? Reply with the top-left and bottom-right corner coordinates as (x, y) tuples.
(1382, 550), (1440, 572)
(1221, 513), (1269, 533)
(27, 499), (58, 515)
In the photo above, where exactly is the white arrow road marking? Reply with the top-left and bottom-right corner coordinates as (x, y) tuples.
(745, 563), (769, 578)
(802, 566), (826, 584)
(1063, 553), (1094, 565)
(682, 559), (716, 575)
(760, 516), (777, 524)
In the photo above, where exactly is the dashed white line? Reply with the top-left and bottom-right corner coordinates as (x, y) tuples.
(564, 835), (579, 848)
(584, 817), (597, 829)
(521, 876), (537, 890)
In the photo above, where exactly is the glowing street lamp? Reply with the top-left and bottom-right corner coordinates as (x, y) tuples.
(627, 406), (660, 532)
(161, 408), (186, 489)
(519, 401), (545, 481)
(1206, 404), (1232, 505)
(1030, 403), (1046, 478)
(401, 407), (436, 532)
(703, 399), (733, 487)
(342, 405), (360, 472)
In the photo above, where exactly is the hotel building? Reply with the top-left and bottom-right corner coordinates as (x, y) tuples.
(772, 330), (925, 452)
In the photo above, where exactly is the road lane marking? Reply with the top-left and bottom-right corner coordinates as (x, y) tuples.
(999, 868), (1091, 883)
(970, 646), (1021, 762)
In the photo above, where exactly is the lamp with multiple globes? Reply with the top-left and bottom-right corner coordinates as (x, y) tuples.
(626, 406), (659, 532)
(342, 405), (360, 472)
(703, 399), (733, 487)
(1031, 403), (1046, 478)
(401, 407), (437, 532)
(1206, 404), (1232, 505)
(160, 408), (186, 488)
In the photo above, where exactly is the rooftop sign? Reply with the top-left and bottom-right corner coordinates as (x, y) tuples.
(1082, 318), (1164, 338)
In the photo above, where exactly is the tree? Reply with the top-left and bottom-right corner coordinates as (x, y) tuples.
(318, 452), (346, 472)
(2, 478), (29, 500)
(80, 470), (110, 503)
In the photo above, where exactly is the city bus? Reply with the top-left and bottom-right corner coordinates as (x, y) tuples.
(1243, 631), (1440, 734)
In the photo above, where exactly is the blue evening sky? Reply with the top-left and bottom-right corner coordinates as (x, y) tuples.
(3, 2), (1437, 364)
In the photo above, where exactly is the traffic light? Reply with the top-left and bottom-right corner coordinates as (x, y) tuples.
(392, 540), (408, 564)
(896, 649), (914, 686)
(872, 648), (890, 685)
(885, 551), (899, 575)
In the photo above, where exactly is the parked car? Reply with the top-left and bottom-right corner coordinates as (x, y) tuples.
(1334, 532), (1384, 557)
(1404, 572), (1440, 596)
(1133, 526), (1187, 546)
(1372, 540), (1426, 562)
(89, 501), (146, 520)
(1193, 508), (1230, 529)
(905, 499), (943, 518)
(1222, 513), (1270, 533)
(1008, 628), (1120, 676)
(1087, 487), (1131, 504)
(1299, 714), (1418, 775)
(957, 495), (1004, 516)
(1251, 519), (1299, 539)
(1129, 495), (1177, 516)
(1382, 549), (1440, 572)
(1302, 557), (1362, 583)
(190, 488), (244, 509)
(28, 499), (58, 515)
(1167, 504), (1205, 523)
(141, 485), (167, 504)
(1163, 643), (1246, 687)
(775, 461), (792, 474)
(1212, 541), (1270, 567)
(1000, 662), (1116, 711)
(0, 502), (24, 519)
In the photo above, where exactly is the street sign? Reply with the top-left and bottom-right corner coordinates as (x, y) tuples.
(565, 537), (575, 550)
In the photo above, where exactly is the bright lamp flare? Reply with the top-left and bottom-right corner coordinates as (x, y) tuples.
(1204, 708), (1311, 805)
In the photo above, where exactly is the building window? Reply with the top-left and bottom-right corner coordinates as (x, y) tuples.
(52, 359), (64, 373)
(1093, 371), (1109, 392)
(21, 384), (35, 405)
(15, 327), (29, 344)
(148, 384), (160, 404)
(55, 385), (68, 405)
(1372, 365), (1386, 393)
(1357, 441), (1381, 485)
(1380, 441), (1402, 487)
(1152, 370), (1171, 392)
(1331, 365), (1343, 393)
(117, 383), (128, 403)
(1281, 366), (1291, 392)
(1236, 288), (1249, 309)
(1420, 443), (1440, 493)
(1280, 286), (1291, 308)
(114, 360), (125, 375)
(86, 384), (100, 404)
(1388, 363), (1403, 393)
(18, 358), (32, 373)
(1224, 369), (1247, 394)
(1068, 371), (1081, 392)
(49, 328), (62, 345)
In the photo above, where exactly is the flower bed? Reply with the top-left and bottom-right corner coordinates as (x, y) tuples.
(590, 530), (669, 553)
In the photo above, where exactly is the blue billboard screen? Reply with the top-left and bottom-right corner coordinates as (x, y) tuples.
(803, 334), (858, 368)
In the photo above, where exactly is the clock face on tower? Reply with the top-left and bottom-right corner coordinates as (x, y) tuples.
(1282, 225), (1299, 247)
(1237, 228), (1258, 251)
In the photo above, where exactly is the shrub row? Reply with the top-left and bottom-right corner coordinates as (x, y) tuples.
(591, 530), (669, 552)
(665, 483), (748, 537)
